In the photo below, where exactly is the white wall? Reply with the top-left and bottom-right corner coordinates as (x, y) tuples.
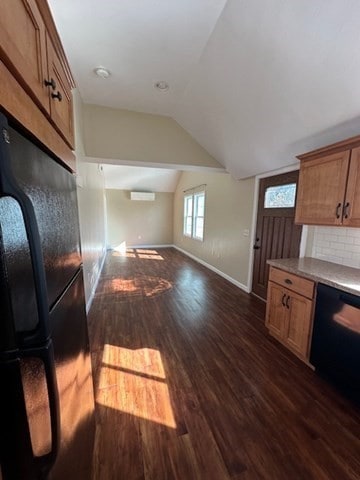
(73, 90), (107, 311)
(76, 163), (107, 309)
(173, 171), (255, 290)
(106, 189), (173, 248)
(83, 104), (223, 170)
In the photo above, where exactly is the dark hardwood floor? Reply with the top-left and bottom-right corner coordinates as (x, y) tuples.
(88, 247), (360, 480)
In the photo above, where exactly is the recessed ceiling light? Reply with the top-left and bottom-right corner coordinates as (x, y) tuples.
(154, 80), (169, 92)
(94, 67), (111, 79)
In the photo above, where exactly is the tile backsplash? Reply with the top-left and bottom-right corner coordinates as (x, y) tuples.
(311, 226), (360, 269)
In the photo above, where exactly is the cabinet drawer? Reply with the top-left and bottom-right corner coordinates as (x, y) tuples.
(269, 267), (314, 299)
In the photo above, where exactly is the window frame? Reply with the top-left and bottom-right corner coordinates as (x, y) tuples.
(183, 194), (193, 238)
(183, 190), (205, 241)
(192, 191), (205, 241)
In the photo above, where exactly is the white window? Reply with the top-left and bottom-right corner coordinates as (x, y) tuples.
(193, 192), (205, 240)
(183, 190), (205, 241)
(183, 195), (193, 237)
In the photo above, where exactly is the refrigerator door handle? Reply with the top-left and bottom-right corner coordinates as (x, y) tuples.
(22, 340), (60, 477)
(0, 115), (49, 345)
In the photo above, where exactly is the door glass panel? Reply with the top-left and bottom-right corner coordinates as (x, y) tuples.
(264, 183), (296, 208)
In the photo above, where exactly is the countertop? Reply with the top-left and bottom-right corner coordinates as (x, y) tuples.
(267, 257), (360, 296)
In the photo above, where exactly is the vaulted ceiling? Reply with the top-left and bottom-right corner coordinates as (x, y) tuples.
(49, 0), (360, 180)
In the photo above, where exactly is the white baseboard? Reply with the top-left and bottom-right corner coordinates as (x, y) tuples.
(86, 250), (106, 314)
(173, 245), (250, 293)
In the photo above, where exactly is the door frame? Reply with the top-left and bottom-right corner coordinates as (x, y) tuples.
(247, 164), (308, 295)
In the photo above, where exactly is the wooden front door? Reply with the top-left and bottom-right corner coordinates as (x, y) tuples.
(252, 171), (302, 300)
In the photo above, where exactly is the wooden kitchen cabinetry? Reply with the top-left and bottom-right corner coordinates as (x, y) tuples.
(295, 138), (360, 227)
(46, 35), (74, 146)
(266, 267), (315, 362)
(0, 0), (74, 147)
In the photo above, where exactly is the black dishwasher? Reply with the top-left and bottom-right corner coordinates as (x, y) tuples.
(310, 283), (360, 404)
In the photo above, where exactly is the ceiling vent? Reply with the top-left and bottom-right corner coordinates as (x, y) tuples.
(130, 191), (155, 201)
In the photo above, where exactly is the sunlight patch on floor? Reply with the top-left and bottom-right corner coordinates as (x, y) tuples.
(96, 345), (176, 428)
(136, 249), (158, 255)
(137, 253), (164, 260)
(113, 241), (127, 253)
(135, 249), (164, 260)
(111, 278), (138, 293)
(101, 345), (166, 379)
(107, 275), (173, 298)
(112, 251), (136, 258)
(111, 247), (164, 260)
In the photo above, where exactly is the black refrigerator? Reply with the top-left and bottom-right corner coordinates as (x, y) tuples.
(0, 113), (95, 479)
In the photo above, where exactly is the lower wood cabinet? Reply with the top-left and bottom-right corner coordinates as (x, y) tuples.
(265, 267), (315, 362)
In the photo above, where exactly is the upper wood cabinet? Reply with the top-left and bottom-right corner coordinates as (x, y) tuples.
(0, 0), (75, 148)
(46, 35), (74, 147)
(295, 139), (360, 227)
(0, 0), (49, 112)
(344, 147), (360, 227)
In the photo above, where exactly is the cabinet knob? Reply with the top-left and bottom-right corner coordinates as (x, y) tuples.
(44, 78), (56, 90)
(343, 202), (350, 219)
(281, 293), (286, 306)
(335, 202), (342, 219)
(51, 91), (62, 102)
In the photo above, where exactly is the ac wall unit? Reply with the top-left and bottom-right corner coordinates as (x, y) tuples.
(130, 191), (155, 201)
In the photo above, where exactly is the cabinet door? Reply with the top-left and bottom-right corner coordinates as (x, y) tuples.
(0, 0), (50, 113)
(295, 151), (350, 225)
(46, 35), (74, 148)
(284, 291), (313, 359)
(265, 282), (286, 338)
(343, 147), (360, 227)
